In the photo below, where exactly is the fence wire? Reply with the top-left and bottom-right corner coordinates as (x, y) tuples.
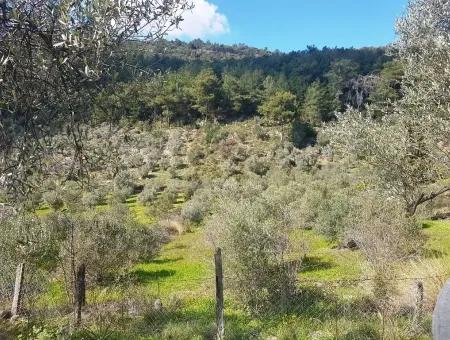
(0, 264), (448, 339)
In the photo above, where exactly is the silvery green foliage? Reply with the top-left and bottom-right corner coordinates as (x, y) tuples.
(0, 213), (54, 303)
(206, 179), (302, 314)
(396, 0), (450, 120)
(0, 0), (192, 195)
(327, 0), (450, 215)
(327, 107), (450, 215)
(346, 192), (422, 266)
(180, 198), (207, 224)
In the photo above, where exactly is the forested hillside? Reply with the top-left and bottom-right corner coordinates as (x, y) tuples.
(99, 40), (398, 128)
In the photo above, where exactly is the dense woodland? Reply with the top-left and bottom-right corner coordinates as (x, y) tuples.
(98, 41), (398, 126)
(0, 0), (450, 339)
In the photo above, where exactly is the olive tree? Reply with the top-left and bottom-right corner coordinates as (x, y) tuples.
(327, 108), (450, 216)
(326, 0), (450, 215)
(345, 192), (423, 301)
(0, 0), (192, 196)
(207, 183), (302, 314)
(395, 0), (450, 121)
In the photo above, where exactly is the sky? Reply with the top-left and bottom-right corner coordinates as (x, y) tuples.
(168, 0), (409, 52)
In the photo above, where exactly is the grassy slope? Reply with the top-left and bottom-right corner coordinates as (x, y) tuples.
(33, 122), (450, 338)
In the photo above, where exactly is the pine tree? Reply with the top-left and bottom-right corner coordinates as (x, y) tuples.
(258, 90), (298, 124)
(190, 69), (222, 120)
(302, 81), (333, 126)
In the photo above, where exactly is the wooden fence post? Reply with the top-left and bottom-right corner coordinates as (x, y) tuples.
(410, 280), (424, 334)
(74, 263), (86, 325)
(215, 248), (224, 340)
(11, 263), (25, 316)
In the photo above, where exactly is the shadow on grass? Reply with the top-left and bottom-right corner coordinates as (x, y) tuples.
(422, 222), (433, 229)
(167, 244), (188, 250)
(126, 197), (138, 204)
(132, 269), (176, 283)
(149, 257), (183, 265)
(300, 256), (335, 273)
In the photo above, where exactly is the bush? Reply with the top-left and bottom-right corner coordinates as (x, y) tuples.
(181, 199), (208, 224)
(187, 144), (206, 166)
(114, 171), (135, 196)
(207, 193), (302, 314)
(127, 153), (144, 168)
(254, 121), (270, 140)
(246, 156), (270, 176)
(204, 122), (228, 144)
(183, 181), (201, 200)
(138, 162), (155, 179)
(43, 207), (167, 285)
(138, 184), (158, 205)
(108, 189), (129, 204)
(82, 191), (103, 208)
(43, 191), (64, 211)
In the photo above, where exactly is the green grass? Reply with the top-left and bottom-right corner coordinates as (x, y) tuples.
(132, 227), (213, 296)
(32, 179), (450, 339)
(423, 219), (450, 257)
(291, 229), (364, 281)
(125, 195), (156, 225)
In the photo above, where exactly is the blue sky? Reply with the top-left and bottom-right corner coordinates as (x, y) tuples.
(168, 0), (409, 52)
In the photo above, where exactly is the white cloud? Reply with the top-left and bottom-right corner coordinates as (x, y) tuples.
(168, 0), (230, 39)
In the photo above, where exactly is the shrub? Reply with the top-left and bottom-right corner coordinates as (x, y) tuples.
(181, 199), (208, 224)
(138, 162), (155, 179)
(127, 153), (144, 168)
(187, 143), (206, 166)
(204, 122), (228, 144)
(82, 191), (103, 208)
(207, 194), (302, 314)
(114, 171), (135, 196)
(246, 156), (270, 176)
(43, 191), (64, 211)
(138, 184), (158, 205)
(254, 120), (270, 140)
(158, 215), (187, 235)
(109, 189), (129, 204)
(43, 207), (167, 285)
(147, 186), (178, 217)
(183, 181), (201, 200)
(345, 193), (424, 302)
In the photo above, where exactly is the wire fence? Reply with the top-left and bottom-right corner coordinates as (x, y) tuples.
(0, 259), (448, 339)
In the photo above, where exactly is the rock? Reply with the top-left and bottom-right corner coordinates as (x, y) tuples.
(153, 299), (163, 311)
(339, 239), (359, 250)
(345, 239), (358, 250)
(0, 310), (12, 320)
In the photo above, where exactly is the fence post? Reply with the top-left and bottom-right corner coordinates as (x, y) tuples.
(74, 263), (86, 326)
(11, 262), (25, 316)
(215, 248), (224, 340)
(411, 281), (424, 332)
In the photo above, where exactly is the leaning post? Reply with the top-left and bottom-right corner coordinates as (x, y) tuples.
(215, 248), (224, 340)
